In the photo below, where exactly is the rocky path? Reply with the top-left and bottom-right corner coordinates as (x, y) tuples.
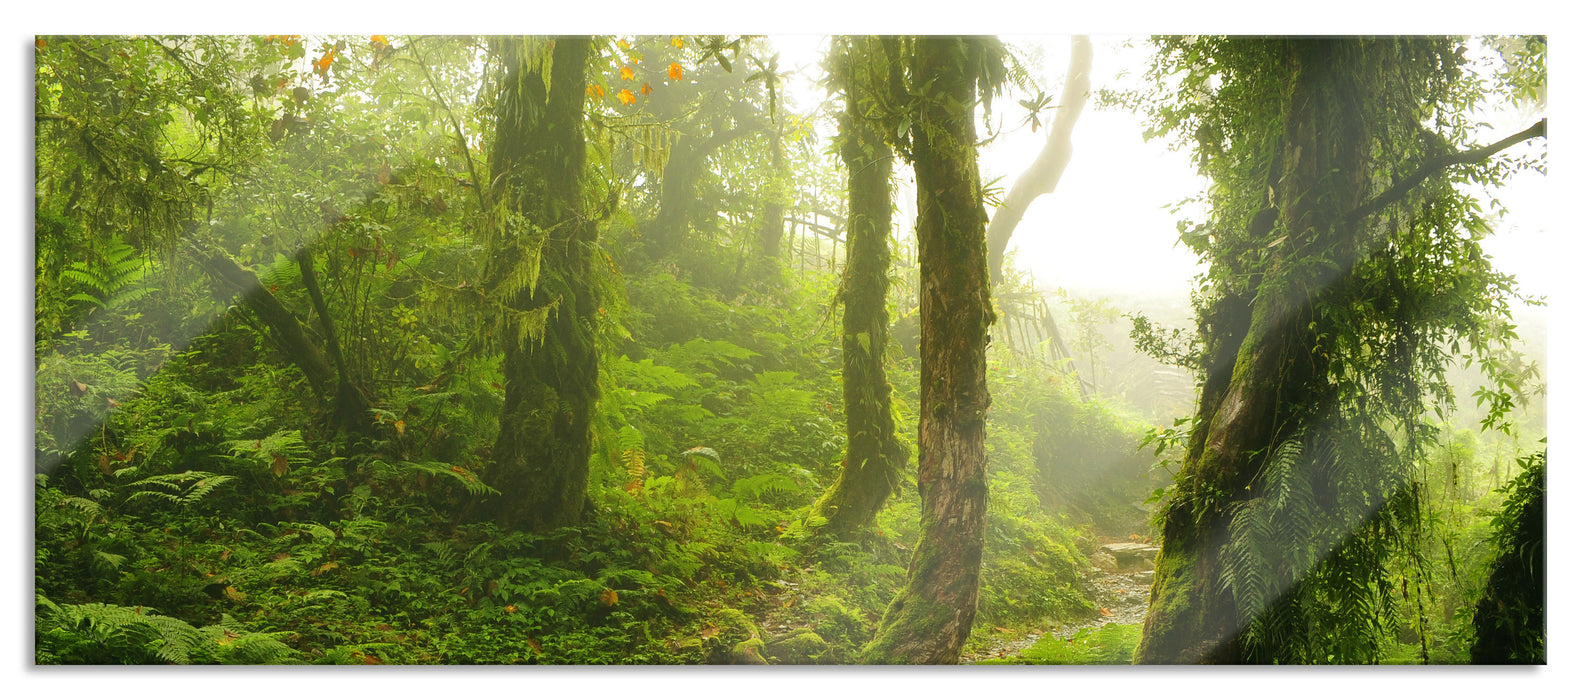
(960, 542), (1158, 664)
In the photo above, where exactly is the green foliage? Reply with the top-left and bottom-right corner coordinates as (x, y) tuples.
(978, 623), (1143, 665)
(1470, 448), (1545, 663)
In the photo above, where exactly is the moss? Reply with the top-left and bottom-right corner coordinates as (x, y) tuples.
(767, 631), (829, 664)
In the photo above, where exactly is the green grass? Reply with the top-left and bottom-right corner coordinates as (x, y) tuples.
(976, 623), (1143, 665)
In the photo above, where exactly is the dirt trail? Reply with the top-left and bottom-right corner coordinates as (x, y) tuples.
(960, 550), (1156, 664)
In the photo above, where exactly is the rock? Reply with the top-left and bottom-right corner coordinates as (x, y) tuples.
(766, 630), (829, 664)
(1130, 570), (1155, 586)
(1088, 549), (1119, 573)
(1101, 542), (1160, 572)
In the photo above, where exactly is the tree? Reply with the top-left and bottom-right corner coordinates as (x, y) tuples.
(478, 36), (603, 531)
(861, 36), (1003, 664)
(808, 37), (908, 541)
(1129, 37), (1546, 664)
(986, 35), (1092, 286)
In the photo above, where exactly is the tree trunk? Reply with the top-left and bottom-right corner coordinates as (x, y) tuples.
(861, 36), (995, 665)
(810, 38), (908, 541)
(294, 243), (373, 435)
(1135, 38), (1368, 664)
(986, 35), (1092, 286)
(481, 36), (600, 532)
(188, 239), (334, 392)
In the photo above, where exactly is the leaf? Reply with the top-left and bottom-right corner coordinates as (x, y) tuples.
(311, 562), (339, 577)
(599, 588), (619, 607)
(586, 83), (605, 99)
(620, 65), (635, 81)
(671, 36), (684, 49)
(616, 89), (636, 106)
(370, 35), (389, 46)
(271, 452), (289, 477)
(1100, 607), (1113, 616)
(394, 420), (406, 436)
(640, 82), (652, 96)
(224, 586), (246, 601)
(668, 62), (684, 81)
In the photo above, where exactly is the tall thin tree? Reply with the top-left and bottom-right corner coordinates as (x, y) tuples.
(861, 36), (1002, 665)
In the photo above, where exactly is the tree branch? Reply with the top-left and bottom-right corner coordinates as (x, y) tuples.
(1343, 119), (1546, 227)
(986, 36), (1093, 286)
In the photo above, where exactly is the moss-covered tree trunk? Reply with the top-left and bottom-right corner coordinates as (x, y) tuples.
(1135, 38), (1369, 664)
(810, 38), (908, 540)
(860, 36), (995, 665)
(481, 36), (601, 532)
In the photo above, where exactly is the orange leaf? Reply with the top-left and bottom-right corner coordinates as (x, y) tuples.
(312, 561), (339, 576)
(394, 420), (406, 436)
(617, 39), (631, 50)
(599, 588), (619, 607)
(271, 452), (289, 477)
(586, 83), (605, 99)
(526, 638), (542, 654)
(619, 65), (635, 81)
(667, 62), (683, 81)
(616, 89), (636, 106)
(224, 585), (246, 601)
(671, 36), (685, 49)
(316, 51), (334, 74)
(370, 35), (389, 46)
(505, 604), (518, 614)
(1100, 607), (1113, 616)
(36, 38), (46, 49)
(640, 83), (652, 95)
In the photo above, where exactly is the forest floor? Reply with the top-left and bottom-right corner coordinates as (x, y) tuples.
(960, 561), (1155, 663)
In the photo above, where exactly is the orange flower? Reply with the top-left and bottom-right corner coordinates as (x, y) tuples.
(667, 62), (683, 81)
(616, 89), (636, 106)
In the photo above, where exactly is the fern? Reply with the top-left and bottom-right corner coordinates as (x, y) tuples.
(619, 425), (646, 489)
(37, 595), (297, 664)
(123, 471), (236, 506)
(57, 237), (155, 311)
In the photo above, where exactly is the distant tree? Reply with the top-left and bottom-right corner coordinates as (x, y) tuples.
(861, 35), (1004, 664)
(986, 35), (1092, 286)
(808, 36), (908, 541)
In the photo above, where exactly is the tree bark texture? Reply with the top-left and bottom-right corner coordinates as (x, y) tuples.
(1136, 39), (1371, 664)
(810, 38), (908, 541)
(861, 36), (995, 665)
(482, 36), (600, 532)
(986, 35), (1092, 286)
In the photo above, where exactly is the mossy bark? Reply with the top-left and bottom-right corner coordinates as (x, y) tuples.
(810, 39), (908, 541)
(1135, 39), (1369, 664)
(481, 37), (600, 532)
(860, 36), (994, 665)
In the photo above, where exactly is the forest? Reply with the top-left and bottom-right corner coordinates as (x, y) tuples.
(31, 33), (1547, 668)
